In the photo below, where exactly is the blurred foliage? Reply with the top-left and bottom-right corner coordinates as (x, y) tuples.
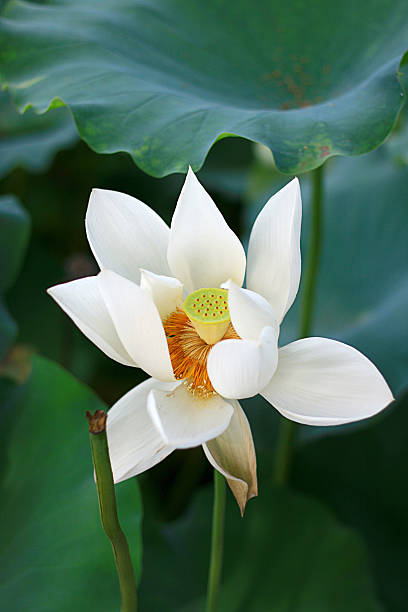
(0, 194), (29, 292)
(140, 483), (382, 611)
(0, 90), (77, 179)
(0, 194), (29, 357)
(0, 299), (16, 361)
(0, 0), (407, 176)
(0, 356), (142, 612)
(294, 390), (408, 611)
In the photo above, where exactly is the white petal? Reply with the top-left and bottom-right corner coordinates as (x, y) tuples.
(167, 168), (246, 294)
(47, 276), (135, 366)
(86, 188), (170, 284)
(97, 270), (174, 381)
(223, 280), (279, 340)
(262, 337), (394, 426)
(140, 269), (183, 320)
(107, 378), (176, 482)
(207, 326), (278, 399)
(147, 383), (233, 448)
(246, 178), (301, 323)
(203, 400), (257, 516)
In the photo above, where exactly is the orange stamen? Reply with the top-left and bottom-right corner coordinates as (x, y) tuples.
(163, 308), (239, 397)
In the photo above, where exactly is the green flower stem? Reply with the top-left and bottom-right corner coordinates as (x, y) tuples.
(272, 416), (297, 486)
(273, 164), (324, 485)
(86, 410), (137, 612)
(299, 164), (324, 340)
(206, 470), (226, 612)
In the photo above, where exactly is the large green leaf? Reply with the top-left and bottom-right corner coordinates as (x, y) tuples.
(0, 0), (407, 177)
(0, 90), (77, 180)
(293, 390), (408, 611)
(140, 482), (382, 611)
(0, 356), (142, 612)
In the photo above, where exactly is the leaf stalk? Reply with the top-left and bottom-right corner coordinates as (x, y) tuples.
(273, 164), (324, 484)
(86, 410), (137, 612)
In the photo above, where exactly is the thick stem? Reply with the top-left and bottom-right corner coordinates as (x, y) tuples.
(86, 410), (137, 612)
(272, 417), (297, 486)
(299, 164), (324, 340)
(273, 165), (324, 484)
(206, 470), (226, 612)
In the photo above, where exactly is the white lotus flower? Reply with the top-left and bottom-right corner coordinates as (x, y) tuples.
(48, 169), (393, 514)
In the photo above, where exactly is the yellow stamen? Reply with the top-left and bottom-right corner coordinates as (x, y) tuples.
(163, 308), (239, 397)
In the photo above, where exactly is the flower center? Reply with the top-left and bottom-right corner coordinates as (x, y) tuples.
(163, 288), (239, 397)
(183, 288), (230, 345)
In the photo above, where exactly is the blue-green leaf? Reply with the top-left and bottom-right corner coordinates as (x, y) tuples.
(0, 0), (407, 177)
(0, 90), (77, 180)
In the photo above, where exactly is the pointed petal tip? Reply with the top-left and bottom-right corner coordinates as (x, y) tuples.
(184, 164), (198, 184)
(168, 166), (246, 292)
(89, 186), (129, 198)
(47, 275), (137, 367)
(47, 283), (67, 303)
(88, 187), (114, 206)
(246, 175), (302, 324)
(47, 281), (71, 297)
(204, 401), (258, 516)
(283, 176), (301, 200)
(86, 187), (171, 284)
(233, 481), (258, 517)
(97, 269), (175, 379)
(47, 284), (64, 304)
